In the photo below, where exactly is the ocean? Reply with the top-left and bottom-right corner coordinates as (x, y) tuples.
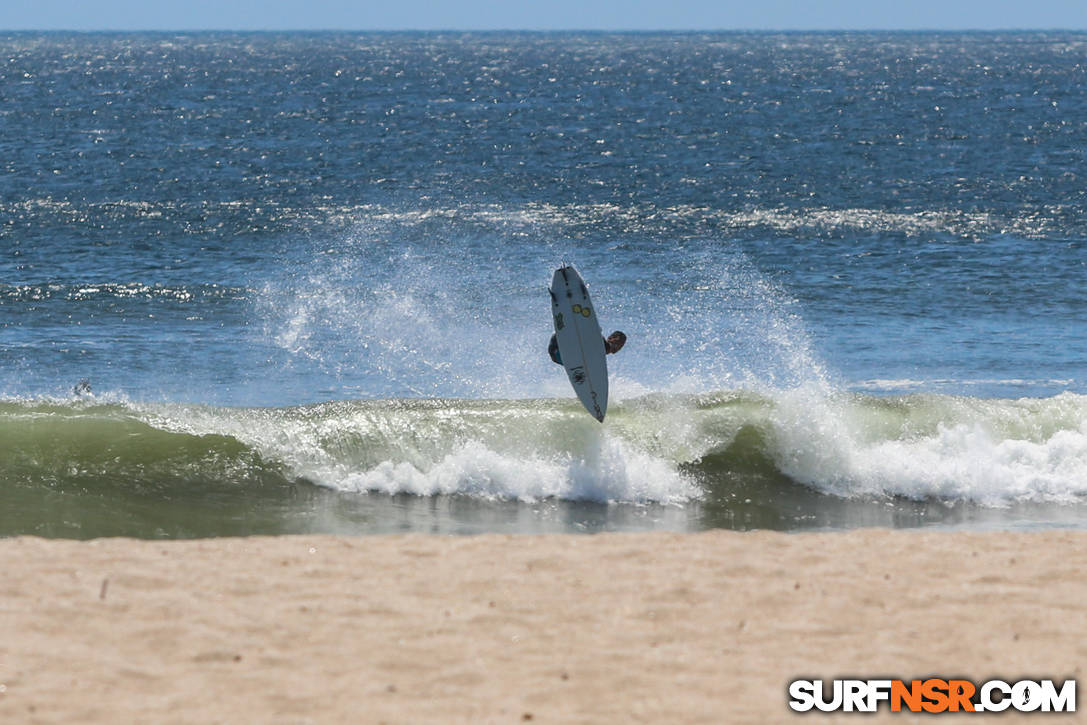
(2, 31), (1085, 538)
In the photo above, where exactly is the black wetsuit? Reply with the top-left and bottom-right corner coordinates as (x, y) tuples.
(548, 334), (562, 365)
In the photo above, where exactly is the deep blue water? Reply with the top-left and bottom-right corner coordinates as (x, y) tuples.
(2, 32), (1086, 537)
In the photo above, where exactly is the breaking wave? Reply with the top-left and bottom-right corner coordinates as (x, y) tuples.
(3, 390), (1086, 507)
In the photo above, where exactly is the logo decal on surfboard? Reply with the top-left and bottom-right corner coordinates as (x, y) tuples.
(572, 304), (591, 317)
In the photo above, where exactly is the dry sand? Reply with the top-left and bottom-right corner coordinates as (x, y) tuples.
(1, 530), (1084, 723)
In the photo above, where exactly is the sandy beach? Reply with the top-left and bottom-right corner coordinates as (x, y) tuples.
(1, 529), (1083, 723)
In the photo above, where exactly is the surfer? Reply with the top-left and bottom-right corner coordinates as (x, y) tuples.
(548, 331), (626, 365)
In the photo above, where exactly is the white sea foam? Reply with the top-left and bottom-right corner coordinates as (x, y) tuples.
(327, 436), (694, 503)
(766, 390), (1087, 505)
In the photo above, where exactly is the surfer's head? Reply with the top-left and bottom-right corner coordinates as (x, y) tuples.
(605, 331), (627, 354)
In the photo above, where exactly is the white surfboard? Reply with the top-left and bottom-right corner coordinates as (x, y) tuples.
(550, 265), (608, 422)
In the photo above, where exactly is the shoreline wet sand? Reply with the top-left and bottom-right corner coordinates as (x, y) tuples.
(1, 529), (1083, 723)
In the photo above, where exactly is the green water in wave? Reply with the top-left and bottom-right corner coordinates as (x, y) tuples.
(3, 393), (1085, 538)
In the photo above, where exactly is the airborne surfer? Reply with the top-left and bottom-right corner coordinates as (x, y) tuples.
(549, 264), (617, 421)
(548, 330), (626, 366)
